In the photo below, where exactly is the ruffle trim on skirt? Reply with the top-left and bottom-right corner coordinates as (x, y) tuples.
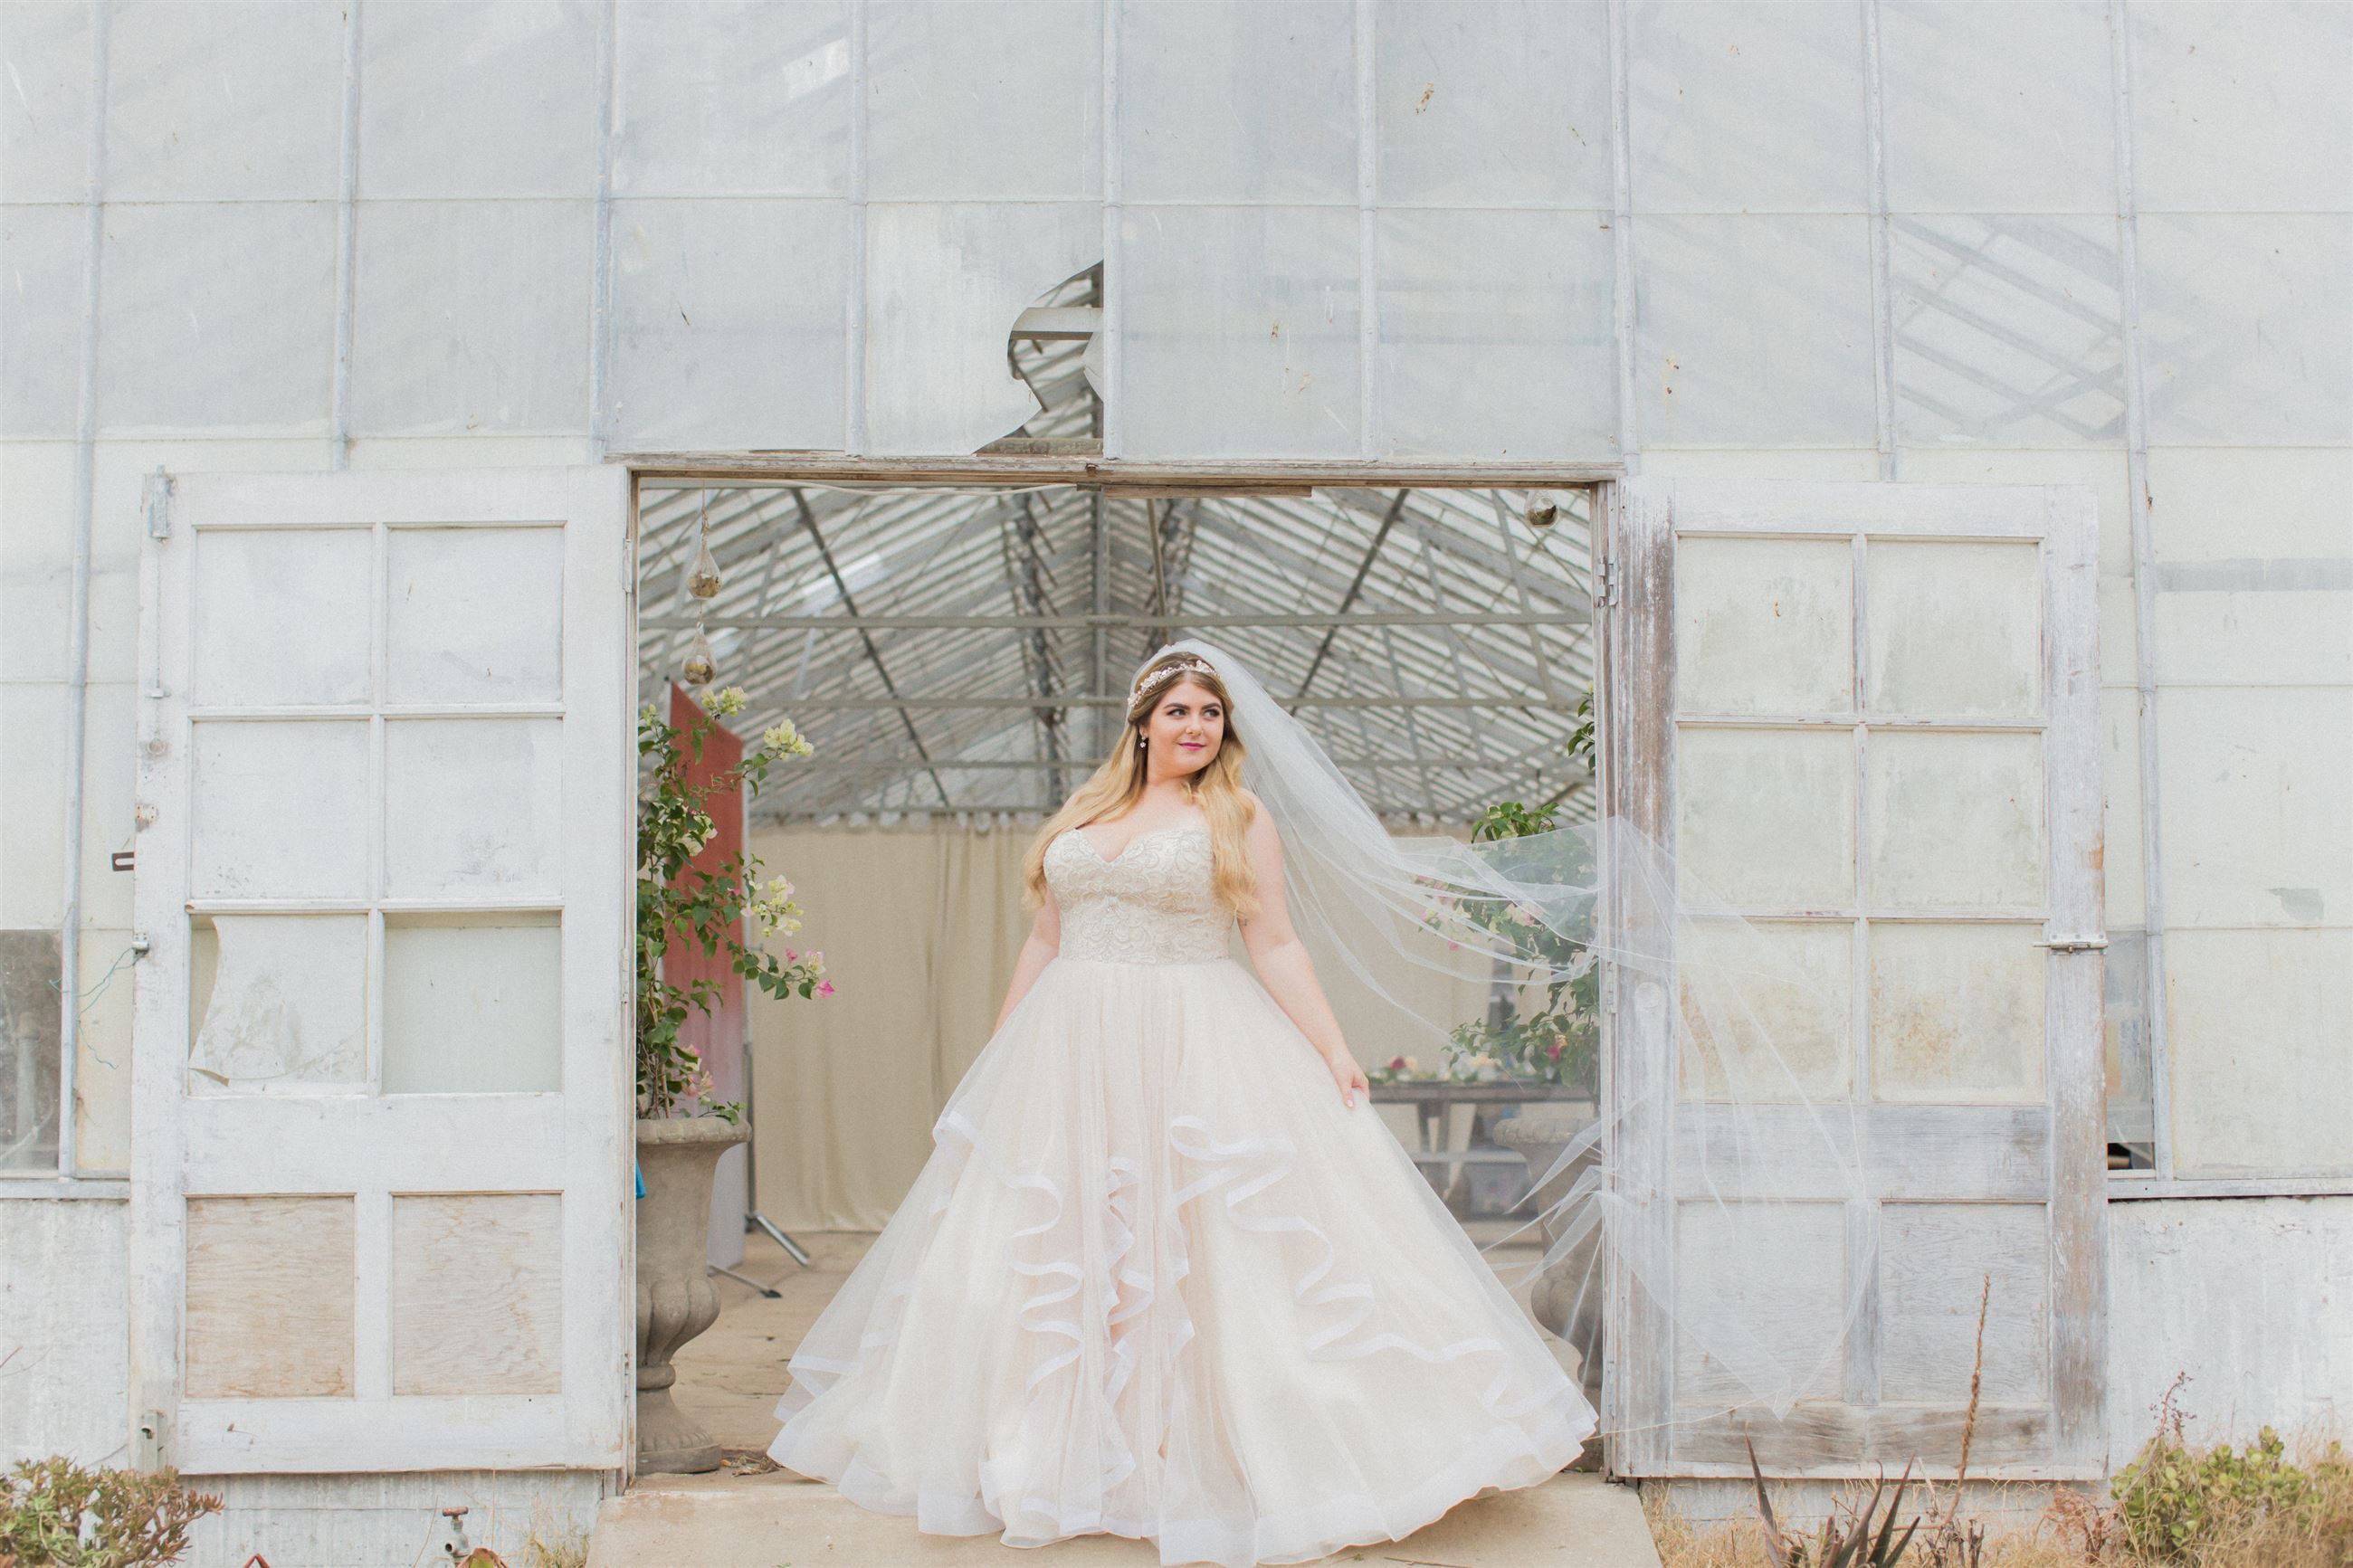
(768, 1092), (1597, 1567)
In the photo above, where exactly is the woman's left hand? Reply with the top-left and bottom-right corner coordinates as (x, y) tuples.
(1324, 1050), (1369, 1108)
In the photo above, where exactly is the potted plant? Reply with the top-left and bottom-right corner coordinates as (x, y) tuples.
(634, 687), (830, 1473)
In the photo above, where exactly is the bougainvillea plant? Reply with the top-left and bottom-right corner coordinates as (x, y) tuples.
(637, 688), (831, 1120)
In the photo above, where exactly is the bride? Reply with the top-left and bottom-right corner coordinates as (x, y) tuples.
(767, 643), (1601, 1566)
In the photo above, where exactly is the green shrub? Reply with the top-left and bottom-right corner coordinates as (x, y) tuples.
(2113, 1423), (2346, 1563)
(0, 1457), (221, 1568)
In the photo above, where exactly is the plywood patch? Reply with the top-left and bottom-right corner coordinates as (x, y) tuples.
(185, 1196), (356, 1399)
(1674, 1202), (1847, 1407)
(1881, 1202), (2050, 1404)
(390, 1193), (563, 1396)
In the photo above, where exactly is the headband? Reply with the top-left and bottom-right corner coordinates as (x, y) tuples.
(1130, 653), (1217, 705)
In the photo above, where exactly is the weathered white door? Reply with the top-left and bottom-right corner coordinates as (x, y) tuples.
(129, 469), (634, 1472)
(1601, 478), (2105, 1478)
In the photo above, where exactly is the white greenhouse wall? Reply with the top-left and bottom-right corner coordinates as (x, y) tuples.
(2, 0), (2348, 1505)
(2108, 1197), (2353, 1457)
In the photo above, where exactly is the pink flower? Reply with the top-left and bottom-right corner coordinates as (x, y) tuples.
(783, 949), (798, 962)
(815, 979), (835, 998)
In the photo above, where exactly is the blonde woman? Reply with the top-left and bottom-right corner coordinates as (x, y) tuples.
(768, 642), (1596, 1566)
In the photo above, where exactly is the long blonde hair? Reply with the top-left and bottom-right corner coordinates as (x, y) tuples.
(1020, 654), (1261, 921)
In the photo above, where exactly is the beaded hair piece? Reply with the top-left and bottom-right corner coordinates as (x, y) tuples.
(1130, 654), (1217, 705)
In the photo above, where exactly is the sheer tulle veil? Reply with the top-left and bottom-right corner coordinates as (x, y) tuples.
(1140, 638), (1869, 1443)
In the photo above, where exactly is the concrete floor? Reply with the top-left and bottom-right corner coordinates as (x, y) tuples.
(590, 1230), (1662, 1567)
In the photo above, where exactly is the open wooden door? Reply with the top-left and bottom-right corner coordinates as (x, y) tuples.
(128, 469), (634, 1473)
(1601, 478), (2106, 1479)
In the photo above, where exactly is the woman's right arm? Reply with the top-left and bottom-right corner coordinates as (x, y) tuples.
(991, 898), (1062, 1032)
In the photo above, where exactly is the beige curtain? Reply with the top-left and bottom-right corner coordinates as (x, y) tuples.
(748, 822), (1491, 1231)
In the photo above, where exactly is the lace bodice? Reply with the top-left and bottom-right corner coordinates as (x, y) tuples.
(1046, 822), (1234, 964)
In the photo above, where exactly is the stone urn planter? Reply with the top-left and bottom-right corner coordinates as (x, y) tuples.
(634, 1115), (748, 1474)
(1491, 1104), (1605, 1412)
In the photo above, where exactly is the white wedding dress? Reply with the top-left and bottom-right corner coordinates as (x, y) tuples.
(767, 822), (1599, 1566)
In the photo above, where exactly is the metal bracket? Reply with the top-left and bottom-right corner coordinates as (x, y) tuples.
(142, 467), (173, 540)
(2036, 935), (2110, 953)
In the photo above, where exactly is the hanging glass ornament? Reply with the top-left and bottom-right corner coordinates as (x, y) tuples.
(682, 622), (717, 687)
(688, 491), (723, 599)
(687, 533), (722, 600)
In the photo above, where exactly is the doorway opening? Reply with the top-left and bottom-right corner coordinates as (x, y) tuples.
(625, 471), (1608, 1467)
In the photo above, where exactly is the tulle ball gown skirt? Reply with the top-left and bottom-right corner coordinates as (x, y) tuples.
(765, 948), (1599, 1566)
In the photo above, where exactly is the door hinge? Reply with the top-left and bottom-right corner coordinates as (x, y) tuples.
(142, 467), (173, 540)
(1596, 558), (1619, 608)
(2035, 934), (2109, 953)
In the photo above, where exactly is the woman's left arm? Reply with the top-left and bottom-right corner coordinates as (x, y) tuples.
(1235, 794), (1371, 1108)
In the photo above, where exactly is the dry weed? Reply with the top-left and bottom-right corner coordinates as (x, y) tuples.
(519, 1500), (590, 1568)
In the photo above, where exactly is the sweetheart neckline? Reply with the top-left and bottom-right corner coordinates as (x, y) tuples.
(1065, 821), (1210, 865)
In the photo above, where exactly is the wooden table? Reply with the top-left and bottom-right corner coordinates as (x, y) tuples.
(1368, 1081), (1597, 1211)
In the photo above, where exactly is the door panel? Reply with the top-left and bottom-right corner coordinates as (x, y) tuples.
(1603, 477), (2105, 1478)
(130, 468), (634, 1474)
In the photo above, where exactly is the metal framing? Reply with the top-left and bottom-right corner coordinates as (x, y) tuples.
(629, 460), (1615, 824)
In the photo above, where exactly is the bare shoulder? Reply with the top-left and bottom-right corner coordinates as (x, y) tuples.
(1236, 789), (1281, 849)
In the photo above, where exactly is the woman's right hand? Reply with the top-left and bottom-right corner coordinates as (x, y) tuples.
(1324, 1049), (1369, 1108)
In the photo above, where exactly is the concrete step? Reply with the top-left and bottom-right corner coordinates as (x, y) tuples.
(586, 1469), (1662, 1568)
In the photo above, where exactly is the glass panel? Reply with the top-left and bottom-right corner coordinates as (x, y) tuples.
(383, 718), (562, 898)
(1118, 0), (1357, 204)
(1867, 731), (2043, 909)
(1890, 215), (2125, 450)
(349, 199), (595, 434)
(192, 529), (372, 707)
(863, 201), (1100, 455)
(0, 929), (62, 1171)
(1879, 0), (2114, 214)
(1867, 539), (2042, 717)
(188, 915), (368, 1090)
(1869, 921), (2045, 1103)
(386, 527), (565, 704)
(1373, 208), (1615, 460)
(2139, 214), (2351, 445)
(190, 720), (371, 899)
(382, 914), (561, 1094)
(1120, 204), (1361, 458)
(1626, 0), (1866, 214)
(1631, 214), (1878, 447)
(357, 0), (602, 199)
(1675, 537), (1853, 715)
(612, 0), (851, 199)
(1880, 1202), (2051, 1402)
(1679, 918), (1852, 1102)
(606, 197), (851, 453)
(865, 0), (1100, 202)
(1376, 0), (1612, 208)
(1678, 727), (1854, 908)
